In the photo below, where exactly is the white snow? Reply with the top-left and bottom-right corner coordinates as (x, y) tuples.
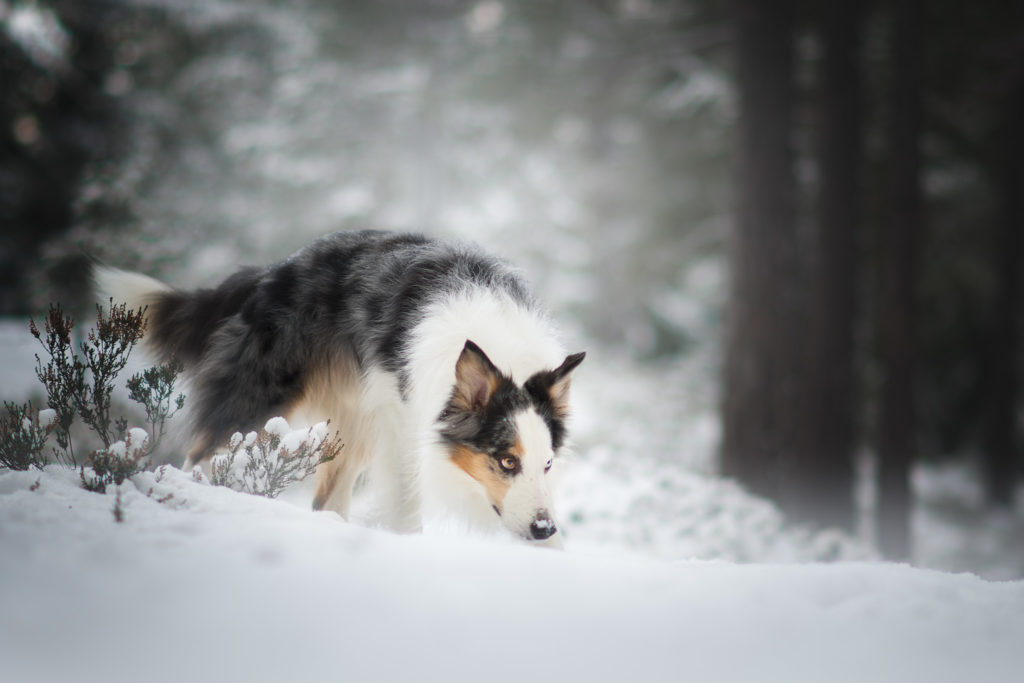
(101, 428), (148, 461)
(0, 466), (1021, 683)
(127, 427), (150, 451)
(279, 420), (327, 453)
(263, 415), (290, 437)
(0, 320), (43, 400)
(105, 439), (127, 459)
(0, 0), (69, 70)
(36, 408), (56, 429)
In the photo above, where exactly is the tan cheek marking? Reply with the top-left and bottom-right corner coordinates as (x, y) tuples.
(450, 445), (511, 510)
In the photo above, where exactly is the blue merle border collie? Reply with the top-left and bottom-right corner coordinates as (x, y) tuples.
(97, 230), (584, 546)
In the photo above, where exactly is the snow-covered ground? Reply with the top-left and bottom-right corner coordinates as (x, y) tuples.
(3, 318), (1024, 681)
(2, 466), (1022, 683)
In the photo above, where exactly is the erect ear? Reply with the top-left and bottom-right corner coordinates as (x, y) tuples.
(527, 351), (586, 417)
(452, 340), (503, 412)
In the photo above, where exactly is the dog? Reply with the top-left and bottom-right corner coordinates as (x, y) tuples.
(96, 230), (584, 546)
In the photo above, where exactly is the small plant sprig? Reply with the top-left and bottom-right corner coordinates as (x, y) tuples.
(211, 417), (341, 499)
(30, 305), (86, 464)
(127, 358), (186, 455)
(76, 301), (147, 449)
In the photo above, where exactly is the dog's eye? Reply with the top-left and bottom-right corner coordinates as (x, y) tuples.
(544, 458), (553, 472)
(499, 456), (518, 472)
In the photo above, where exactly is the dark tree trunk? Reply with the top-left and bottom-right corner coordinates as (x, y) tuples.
(794, 0), (864, 531)
(877, 0), (924, 560)
(985, 57), (1024, 507)
(721, 0), (800, 503)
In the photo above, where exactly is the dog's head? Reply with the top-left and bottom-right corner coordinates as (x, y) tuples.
(438, 340), (585, 544)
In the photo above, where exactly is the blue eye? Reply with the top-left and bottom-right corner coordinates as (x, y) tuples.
(544, 458), (553, 472)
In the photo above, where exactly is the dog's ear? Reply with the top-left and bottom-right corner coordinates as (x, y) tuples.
(526, 351), (586, 417)
(452, 340), (503, 412)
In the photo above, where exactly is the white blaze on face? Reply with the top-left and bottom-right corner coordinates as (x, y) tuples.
(499, 408), (556, 539)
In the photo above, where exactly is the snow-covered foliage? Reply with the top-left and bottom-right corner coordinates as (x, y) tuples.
(79, 426), (151, 494)
(0, 0), (69, 70)
(36, 0), (731, 360)
(1, 304), (184, 506)
(557, 351), (872, 563)
(210, 417), (341, 498)
(0, 401), (52, 471)
(29, 301), (149, 464)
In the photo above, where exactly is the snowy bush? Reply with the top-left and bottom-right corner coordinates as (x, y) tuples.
(0, 402), (56, 471)
(81, 428), (151, 493)
(210, 417), (341, 499)
(0, 303), (186, 512)
(31, 301), (147, 461)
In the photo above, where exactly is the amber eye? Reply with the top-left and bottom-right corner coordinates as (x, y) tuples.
(499, 456), (518, 472)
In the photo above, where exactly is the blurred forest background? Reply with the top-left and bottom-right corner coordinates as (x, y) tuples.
(1, 0), (1022, 566)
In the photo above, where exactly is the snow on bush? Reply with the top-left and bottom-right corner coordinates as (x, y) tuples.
(80, 426), (152, 493)
(18, 301), (183, 471)
(210, 417), (341, 499)
(0, 402), (53, 471)
(0, 304), (188, 527)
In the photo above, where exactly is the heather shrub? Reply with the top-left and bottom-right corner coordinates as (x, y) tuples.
(210, 417), (341, 498)
(0, 402), (55, 471)
(2, 303), (185, 500)
(2, 301), (338, 518)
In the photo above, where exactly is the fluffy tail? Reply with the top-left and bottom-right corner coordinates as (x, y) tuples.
(94, 266), (259, 366)
(94, 267), (171, 314)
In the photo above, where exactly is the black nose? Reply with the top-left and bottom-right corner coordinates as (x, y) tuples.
(529, 512), (557, 540)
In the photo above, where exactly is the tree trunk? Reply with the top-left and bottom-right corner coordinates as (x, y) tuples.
(794, 0), (864, 531)
(877, 0), (924, 560)
(721, 0), (800, 503)
(985, 57), (1024, 507)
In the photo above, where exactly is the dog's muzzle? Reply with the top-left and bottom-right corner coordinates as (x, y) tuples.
(529, 510), (557, 540)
